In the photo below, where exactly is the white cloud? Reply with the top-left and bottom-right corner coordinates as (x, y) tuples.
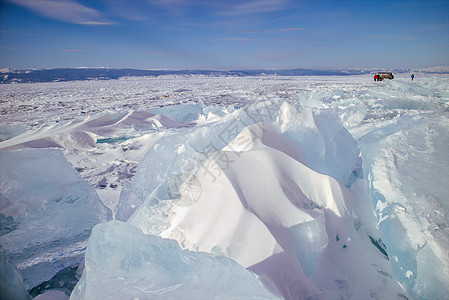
(7, 0), (114, 25)
(217, 0), (291, 16)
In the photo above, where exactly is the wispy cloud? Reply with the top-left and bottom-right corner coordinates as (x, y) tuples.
(145, 0), (200, 15)
(146, 0), (291, 16)
(7, 0), (114, 25)
(217, 0), (291, 16)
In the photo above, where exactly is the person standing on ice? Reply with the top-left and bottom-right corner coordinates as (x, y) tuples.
(411, 74), (415, 81)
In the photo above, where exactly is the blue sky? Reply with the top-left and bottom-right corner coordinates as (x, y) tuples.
(1, 0), (448, 70)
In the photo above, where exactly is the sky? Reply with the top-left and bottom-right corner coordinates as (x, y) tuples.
(0, 0), (448, 70)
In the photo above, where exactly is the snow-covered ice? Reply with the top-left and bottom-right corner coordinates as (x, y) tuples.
(124, 101), (404, 299)
(297, 77), (449, 299)
(0, 75), (448, 299)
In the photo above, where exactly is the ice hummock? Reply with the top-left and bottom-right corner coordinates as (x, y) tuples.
(1, 76), (448, 299)
(0, 148), (112, 290)
(70, 220), (278, 300)
(113, 101), (406, 299)
(115, 100), (362, 221)
(298, 77), (449, 299)
(358, 111), (449, 299)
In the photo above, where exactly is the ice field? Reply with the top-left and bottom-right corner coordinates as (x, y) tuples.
(0, 75), (448, 299)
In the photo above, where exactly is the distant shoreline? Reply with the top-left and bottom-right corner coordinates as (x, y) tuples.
(2, 67), (448, 84)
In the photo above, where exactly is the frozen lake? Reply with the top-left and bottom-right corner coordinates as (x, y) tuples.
(1, 75), (448, 299)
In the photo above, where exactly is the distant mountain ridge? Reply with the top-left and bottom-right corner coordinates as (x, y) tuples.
(1, 66), (448, 84)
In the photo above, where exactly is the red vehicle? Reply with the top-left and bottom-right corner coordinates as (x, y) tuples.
(374, 72), (394, 81)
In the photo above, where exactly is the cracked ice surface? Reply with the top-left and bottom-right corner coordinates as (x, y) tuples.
(1, 75), (448, 299)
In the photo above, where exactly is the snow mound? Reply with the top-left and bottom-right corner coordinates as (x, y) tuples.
(116, 101), (362, 221)
(0, 148), (112, 289)
(120, 101), (406, 299)
(70, 220), (278, 300)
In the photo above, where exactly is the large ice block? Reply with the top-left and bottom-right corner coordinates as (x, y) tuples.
(0, 247), (31, 300)
(0, 148), (112, 289)
(70, 220), (279, 300)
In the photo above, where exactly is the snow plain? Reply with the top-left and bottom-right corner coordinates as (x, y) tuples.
(0, 75), (448, 299)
